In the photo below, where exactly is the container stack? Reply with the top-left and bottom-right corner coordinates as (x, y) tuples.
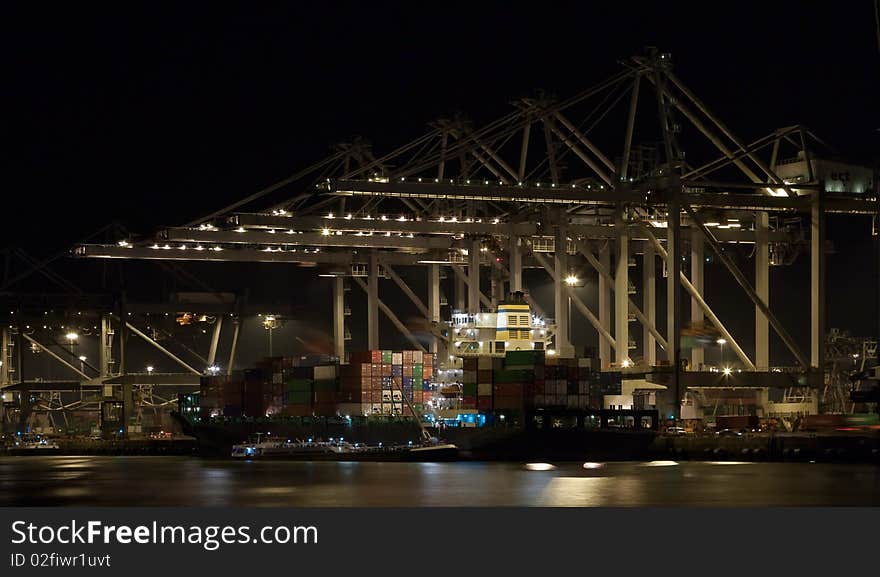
(588, 369), (622, 410)
(461, 357), (478, 409)
(347, 350), (436, 416)
(281, 366), (314, 417)
(477, 356), (494, 410)
(199, 355), (340, 419)
(338, 361), (372, 416)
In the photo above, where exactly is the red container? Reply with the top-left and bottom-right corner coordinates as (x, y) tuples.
(494, 396), (523, 410)
(461, 399), (477, 409)
(313, 403), (336, 416)
(402, 365), (413, 377)
(314, 391), (336, 403)
(280, 405), (312, 417)
(478, 369), (493, 383)
(478, 396), (493, 410)
(493, 383), (523, 397)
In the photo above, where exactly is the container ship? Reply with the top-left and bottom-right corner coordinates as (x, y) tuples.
(178, 295), (660, 460)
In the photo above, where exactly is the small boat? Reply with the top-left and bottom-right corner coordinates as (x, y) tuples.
(231, 433), (458, 461)
(4, 433), (61, 455)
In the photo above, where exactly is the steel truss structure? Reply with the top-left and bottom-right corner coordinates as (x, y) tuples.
(5, 48), (875, 421)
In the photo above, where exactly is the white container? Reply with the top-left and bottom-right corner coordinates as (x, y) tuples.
(391, 390), (403, 402)
(392, 352), (403, 365)
(578, 358), (592, 368)
(272, 372), (283, 384)
(381, 402), (392, 414)
(381, 390), (392, 402)
(313, 365), (337, 380)
(413, 351), (423, 364)
(371, 403), (382, 414)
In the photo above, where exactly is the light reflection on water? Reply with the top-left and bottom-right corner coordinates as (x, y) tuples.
(0, 457), (877, 507)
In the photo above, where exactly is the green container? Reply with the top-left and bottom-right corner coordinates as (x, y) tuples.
(313, 379), (338, 392)
(505, 350), (544, 367)
(286, 392), (312, 404)
(382, 350), (393, 364)
(413, 366), (423, 379)
(462, 383), (478, 396)
(285, 379), (313, 392)
(494, 369), (534, 384)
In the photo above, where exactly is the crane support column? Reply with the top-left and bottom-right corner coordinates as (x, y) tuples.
(811, 191), (825, 369)
(668, 200), (683, 419)
(207, 315), (223, 368)
(468, 239), (480, 315)
(599, 242), (612, 368)
(368, 250), (380, 350)
(428, 264), (441, 355)
(554, 224), (573, 357)
(614, 209), (629, 365)
(755, 212), (770, 371)
(642, 241), (657, 365)
(691, 230), (705, 370)
(455, 266), (466, 312)
(509, 234), (522, 293)
(99, 314), (112, 377)
(333, 276), (345, 359)
(1, 327), (9, 385)
(226, 317), (240, 376)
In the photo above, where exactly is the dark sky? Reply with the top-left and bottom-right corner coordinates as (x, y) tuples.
(2, 2), (879, 371)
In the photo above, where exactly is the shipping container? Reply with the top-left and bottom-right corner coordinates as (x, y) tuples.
(478, 383), (493, 396)
(493, 383), (524, 397)
(505, 350), (545, 366)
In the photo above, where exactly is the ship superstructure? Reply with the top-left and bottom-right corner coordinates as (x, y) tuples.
(448, 292), (555, 358)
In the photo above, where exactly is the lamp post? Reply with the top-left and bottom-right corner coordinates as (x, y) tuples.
(716, 338), (726, 367)
(65, 331), (78, 355)
(78, 355), (86, 373)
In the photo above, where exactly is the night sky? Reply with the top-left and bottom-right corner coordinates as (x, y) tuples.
(2, 2), (879, 373)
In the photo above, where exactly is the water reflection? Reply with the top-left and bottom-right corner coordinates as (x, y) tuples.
(0, 457), (877, 507)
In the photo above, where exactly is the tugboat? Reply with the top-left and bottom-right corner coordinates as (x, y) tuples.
(4, 433), (61, 455)
(231, 433), (458, 461)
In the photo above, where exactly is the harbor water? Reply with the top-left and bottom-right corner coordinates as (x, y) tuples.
(1, 456), (878, 506)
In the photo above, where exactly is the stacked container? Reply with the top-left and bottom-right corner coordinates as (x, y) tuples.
(461, 357), (478, 409)
(281, 365), (314, 417)
(347, 350), (436, 416)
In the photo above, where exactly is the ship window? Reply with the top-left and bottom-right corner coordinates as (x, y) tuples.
(519, 315), (529, 325)
(496, 341), (505, 352)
